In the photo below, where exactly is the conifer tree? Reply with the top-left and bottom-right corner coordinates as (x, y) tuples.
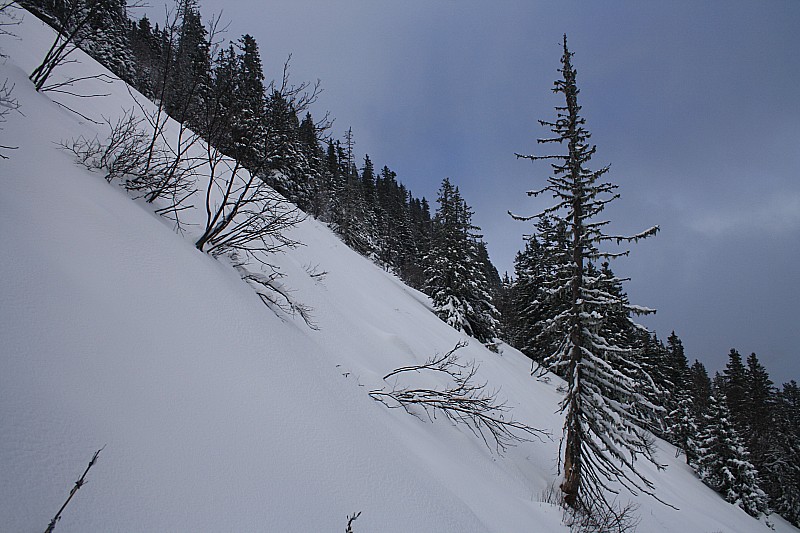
(689, 359), (712, 420)
(64, 0), (134, 84)
(329, 130), (377, 256)
(128, 15), (164, 97)
(264, 91), (315, 210)
(696, 394), (769, 518)
(297, 113), (326, 218)
(167, 0), (211, 127)
(743, 352), (776, 469)
(666, 388), (700, 465)
(375, 165), (415, 274)
(425, 178), (499, 345)
(403, 195), (432, 289)
(509, 216), (571, 363)
(722, 348), (749, 431)
(229, 34), (267, 169)
(660, 331), (691, 442)
(664, 332), (689, 398)
(514, 35), (660, 509)
(763, 381), (800, 526)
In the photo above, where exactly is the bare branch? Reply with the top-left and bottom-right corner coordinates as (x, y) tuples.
(0, 77), (20, 158)
(59, 107), (198, 222)
(44, 446), (104, 533)
(230, 254), (318, 329)
(370, 342), (549, 454)
(345, 511), (361, 533)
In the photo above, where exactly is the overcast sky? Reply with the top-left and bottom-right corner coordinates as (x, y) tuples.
(145, 1), (799, 384)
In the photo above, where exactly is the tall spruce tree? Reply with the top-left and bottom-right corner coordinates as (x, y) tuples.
(662, 331), (693, 445)
(509, 216), (571, 364)
(667, 388), (700, 465)
(167, 0), (211, 128)
(743, 353), (776, 468)
(764, 381), (800, 526)
(689, 359), (712, 420)
(425, 178), (499, 345)
(514, 35), (660, 509)
(229, 34), (267, 170)
(696, 394), (769, 518)
(722, 348), (749, 431)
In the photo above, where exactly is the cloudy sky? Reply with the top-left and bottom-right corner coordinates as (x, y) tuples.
(146, 1), (799, 383)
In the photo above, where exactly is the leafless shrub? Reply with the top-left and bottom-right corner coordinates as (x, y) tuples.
(59, 107), (198, 226)
(60, 111), (150, 182)
(230, 254), (317, 329)
(370, 341), (549, 454)
(194, 137), (302, 260)
(270, 53), (323, 116)
(563, 498), (641, 533)
(0, 78), (20, 158)
(540, 481), (640, 533)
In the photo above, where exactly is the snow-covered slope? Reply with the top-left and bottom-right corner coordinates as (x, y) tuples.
(0, 13), (794, 532)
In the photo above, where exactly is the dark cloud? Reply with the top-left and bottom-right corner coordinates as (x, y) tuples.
(147, 1), (800, 383)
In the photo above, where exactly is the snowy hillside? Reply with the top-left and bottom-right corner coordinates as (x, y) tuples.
(0, 13), (794, 532)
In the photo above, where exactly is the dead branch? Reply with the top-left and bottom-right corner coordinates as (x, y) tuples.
(370, 342), (550, 454)
(345, 511), (361, 533)
(0, 1), (22, 47)
(230, 254), (318, 329)
(44, 446), (104, 533)
(268, 54), (323, 114)
(39, 72), (115, 95)
(0, 77), (20, 158)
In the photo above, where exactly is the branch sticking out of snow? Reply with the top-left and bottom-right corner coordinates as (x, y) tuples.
(370, 341), (550, 454)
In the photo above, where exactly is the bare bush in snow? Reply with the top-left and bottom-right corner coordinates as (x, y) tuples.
(59, 107), (199, 225)
(370, 341), (549, 453)
(540, 480), (641, 533)
(0, 77), (20, 158)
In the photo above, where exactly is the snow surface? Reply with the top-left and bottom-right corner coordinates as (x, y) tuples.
(0, 12), (795, 532)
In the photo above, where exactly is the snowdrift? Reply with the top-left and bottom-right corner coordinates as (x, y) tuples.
(0, 12), (793, 532)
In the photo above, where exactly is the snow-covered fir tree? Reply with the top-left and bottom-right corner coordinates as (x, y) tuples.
(667, 388), (700, 465)
(508, 216), (571, 363)
(297, 112), (326, 218)
(696, 394), (769, 518)
(166, 0), (211, 128)
(424, 178), (499, 346)
(721, 348), (749, 431)
(264, 91), (316, 211)
(327, 130), (380, 257)
(513, 34), (660, 510)
(229, 34), (267, 170)
(689, 359), (712, 420)
(763, 380), (800, 526)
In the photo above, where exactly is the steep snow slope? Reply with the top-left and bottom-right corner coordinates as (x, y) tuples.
(0, 13), (794, 532)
